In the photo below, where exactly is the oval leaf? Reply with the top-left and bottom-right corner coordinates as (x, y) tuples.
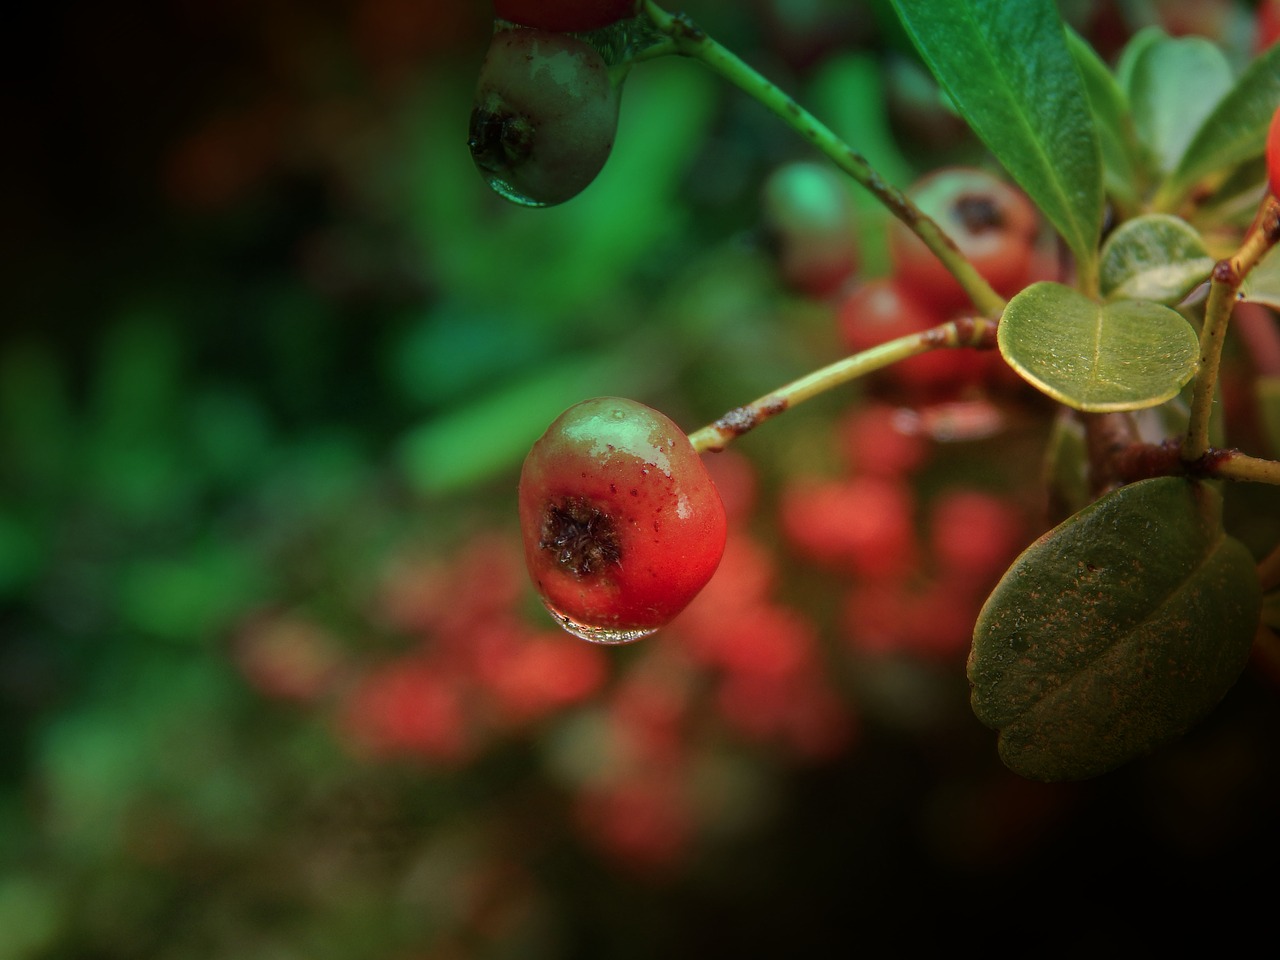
(998, 281), (1199, 412)
(1124, 33), (1233, 176)
(969, 477), (1261, 781)
(1163, 42), (1280, 205)
(1098, 214), (1214, 304)
(889, 0), (1103, 275)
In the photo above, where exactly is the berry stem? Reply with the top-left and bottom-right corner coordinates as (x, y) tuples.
(1211, 449), (1280, 486)
(1183, 195), (1280, 462)
(640, 0), (1006, 318)
(687, 317), (997, 453)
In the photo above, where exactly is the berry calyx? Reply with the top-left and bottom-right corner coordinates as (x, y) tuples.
(494, 0), (641, 33)
(518, 397), (728, 643)
(469, 27), (621, 207)
(888, 167), (1041, 312)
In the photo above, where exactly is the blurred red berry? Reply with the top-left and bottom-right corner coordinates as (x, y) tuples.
(837, 277), (986, 400)
(780, 475), (918, 580)
(341, 659), (474, 763)
(232, 610), (342, 703)
(888, 167), (1041, 312)
(1260, 0), (1280, 51)
(837, 403), (930, 478)
(928, 489), (1025, 586)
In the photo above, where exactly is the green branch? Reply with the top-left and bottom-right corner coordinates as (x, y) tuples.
(641, 0), (1006, 318)
(1183, 196), (1280, 461)
(688, 317), (996, 452)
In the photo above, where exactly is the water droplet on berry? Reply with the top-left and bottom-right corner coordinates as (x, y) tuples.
(541, 601), (657, 645)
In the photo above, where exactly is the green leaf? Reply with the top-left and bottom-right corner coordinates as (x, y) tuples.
(1163, 42), (1280, 206)
(1098, 214), (1214, 304)
(1241, 243), (1280, 310)
(1123, 33), (1233, 177)
(888, 0), (1103, 274)
(970, 477), (1261, 781)
(998, 281), (1199, 412)
(1066, 28), (1142, 207)
(1041, 411), (1090, 523)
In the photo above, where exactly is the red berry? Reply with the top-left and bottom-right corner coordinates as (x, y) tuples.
(759, 160), (860, 299)
(469, 27), (621, 207)
(888, 167), (1040, 312)
(494, 0), (640, 33)
(779, 475), (918, 580)
(518, 397), (728, 643)
(1260, 0), (1280, 52)
(837, 276), (982, 399)
(1268, 103), (1280, 198)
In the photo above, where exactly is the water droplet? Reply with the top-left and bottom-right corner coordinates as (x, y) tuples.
(477, 171), (551, 209)
(542, 601), (656, 645)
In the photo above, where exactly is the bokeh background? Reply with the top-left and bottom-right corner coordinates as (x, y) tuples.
(4, 0), (1280, 956)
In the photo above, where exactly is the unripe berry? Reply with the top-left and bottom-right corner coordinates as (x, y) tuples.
(759, 161), (860, 299)
(469, 27), (621, 207)
(494, 0), (641, 33)
(518, 397), (728, 643)
(888, 167), (1040, 312)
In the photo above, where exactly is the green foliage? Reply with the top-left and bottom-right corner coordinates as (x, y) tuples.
(997, 281), (1200, 411)
(1164, 41), (1280, 207)
(970, 478), (1261, 781)
(1098, 214), (1215, 303)
(889, 0), (1103, 276)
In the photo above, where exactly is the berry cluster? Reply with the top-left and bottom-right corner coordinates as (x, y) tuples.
(838, 167), (1051, 403)
(778, 403), (1033, 662)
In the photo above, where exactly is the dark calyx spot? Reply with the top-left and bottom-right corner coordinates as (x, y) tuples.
(539, 497), (622, 578)
(468, 107), (533, 174)
(955, 194), (1003, 233)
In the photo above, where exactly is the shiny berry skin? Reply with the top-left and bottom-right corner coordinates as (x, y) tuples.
(494, 0), (640, 32)
(888, 167), (1040, 312)
(518, 397), (728, 644)
(1268, 103), (1280, 198)
(469, 27), (621, 207)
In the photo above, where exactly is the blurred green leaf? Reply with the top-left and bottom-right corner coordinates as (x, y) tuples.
(1098, 214), (1214, 303)
(0, 512), (43, 597)
(1123, 33), (1233, 177)
(1041, 411), (1090, 521)
(807, 52), (917, 277)
(889, 0), (1103, 272)
(998, 281), (1199, 411)
(971, 477), (1260, 781)
(1066, 27), (1142, 208)
(118, 543), (267, 643)
(1241, 243), (1280, 309)
(1162, 42), (1280, 207)
(397, 345), (660, 496)
(0, 877), (61, 960)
